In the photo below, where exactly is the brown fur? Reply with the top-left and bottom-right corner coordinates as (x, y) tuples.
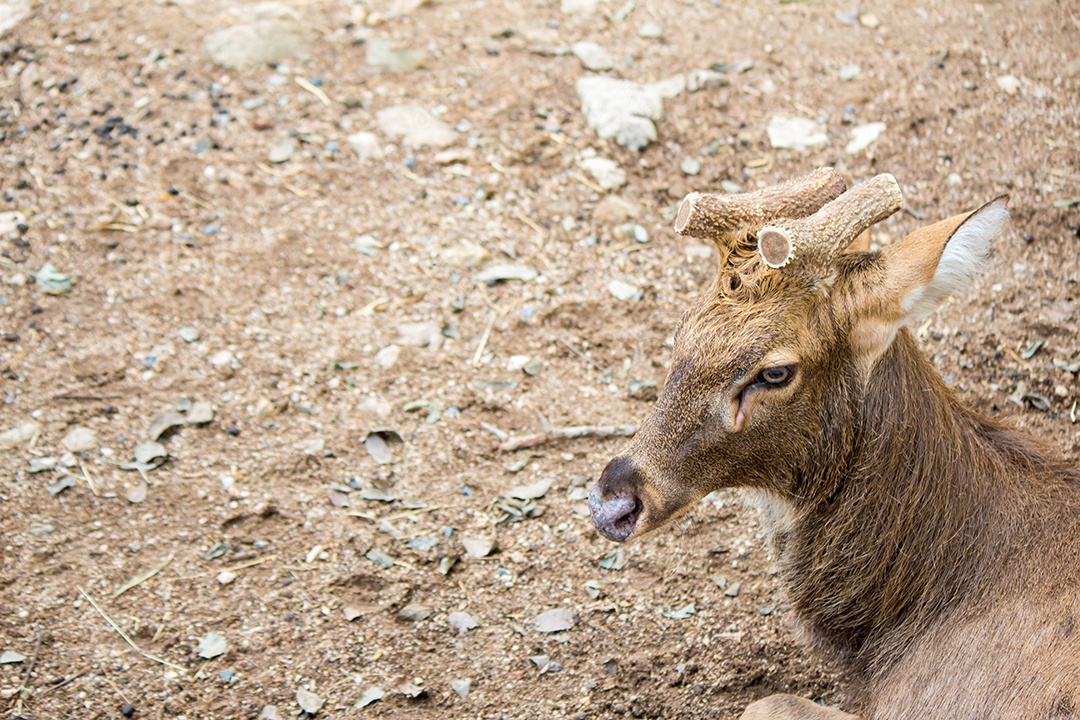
(594, 195), (1080, 718)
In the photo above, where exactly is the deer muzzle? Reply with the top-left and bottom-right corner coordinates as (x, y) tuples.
(588, 455), (645, 542)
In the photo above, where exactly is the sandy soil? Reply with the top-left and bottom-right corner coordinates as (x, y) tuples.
(1, 0), (1078, 718)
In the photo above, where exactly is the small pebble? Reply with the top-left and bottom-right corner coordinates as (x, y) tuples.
(679, 157), (701, 176)
(268, 137), (296, 163)
(637, 21), (664, 38)
(839, 62), (861, 80)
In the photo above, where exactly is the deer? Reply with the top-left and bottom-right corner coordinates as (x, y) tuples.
(587, 167), (1080, 719)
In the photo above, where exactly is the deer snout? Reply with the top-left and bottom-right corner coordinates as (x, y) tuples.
(589, 456), (644, 542)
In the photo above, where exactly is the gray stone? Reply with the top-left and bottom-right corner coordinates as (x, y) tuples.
(204, 6), (309, 70)
(61, 426), (98, 454)
(365, 37), (429, 72)
(534, 608), (575, 633)
(572, 41), (613, 71)
(376, 104), (458, 148)
(577, 77), (664, 151)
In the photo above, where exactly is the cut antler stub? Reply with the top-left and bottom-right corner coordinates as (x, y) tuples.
(674, 167), (847, 243)
(757, 227), (796, 268)
(757, 173), (904, 270)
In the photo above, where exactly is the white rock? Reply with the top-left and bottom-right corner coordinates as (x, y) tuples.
(61, 427), (98, 453)
(679, 157), (701, 176)
(267, 137), (296, 163)
(996, 74), (1021, 95)
(767, 116), (828, 152)
(475, 264), (538, 283)
(216, 570), (237, 585)
(0, 650), (26, 664)
(365, 37), (428, 71)
(196, 632), (227, 659)
(347, 132), (383, 161)
(645, 75), (686, 98)
(209, 350), (234, 367)
(0, 1), (29, 39)
(507, 355), (531, 371)
(375, 345), (401, 369)
(577, 77), (664, 151)
(560, 0), (597, 14)
(637, 21), (664, 38)
(572, 41), (613, 71)
(376, 104), (458, 148)
(395, 320), (441, 347)
(845, 122), (886, 154)
(579, 156), (626, 190)
(839, 62), (861, 81)
(607, 280), (641, 301)
(203, 5), (309, 69)
(0, 421), (39, 450)
(441, 241), (490, 268)
(295, 689), (323, 714)
(0, 211), (25, 236)
(534, 608), (575, 633)
(686, 68), (730, 93)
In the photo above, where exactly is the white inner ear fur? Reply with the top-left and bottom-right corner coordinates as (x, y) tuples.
(900, 198), (1009, 323)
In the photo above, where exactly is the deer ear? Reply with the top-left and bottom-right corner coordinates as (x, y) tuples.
(848, 197), (1009, 361)
(888, 196), (1009, 324)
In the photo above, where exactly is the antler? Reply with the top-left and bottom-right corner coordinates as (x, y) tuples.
(674, 167), (848, 242)
(756, 173), (904, 269)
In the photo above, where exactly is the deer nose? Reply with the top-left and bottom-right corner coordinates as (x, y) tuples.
(589, 456), (644, 542)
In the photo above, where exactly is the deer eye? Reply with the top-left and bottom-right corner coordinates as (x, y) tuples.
(757, 365), (795, 387)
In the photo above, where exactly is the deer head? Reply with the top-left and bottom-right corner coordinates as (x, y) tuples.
(589, 168), (1009, 542)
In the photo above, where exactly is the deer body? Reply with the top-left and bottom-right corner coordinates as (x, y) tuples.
(769, 327), (1080, 719)
(587, 169), (1080, 718)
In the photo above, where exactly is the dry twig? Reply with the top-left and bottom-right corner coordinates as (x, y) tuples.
(499, 423), (639, 452)
(113, 554), (175, 599)
(77, 588), (186, 673)
(478, 422), (509, 442)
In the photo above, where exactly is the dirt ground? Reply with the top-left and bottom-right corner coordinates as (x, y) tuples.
(1, 0), (1078, 718)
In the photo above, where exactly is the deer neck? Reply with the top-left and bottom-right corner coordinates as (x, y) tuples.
(771, 327), (1022, 679)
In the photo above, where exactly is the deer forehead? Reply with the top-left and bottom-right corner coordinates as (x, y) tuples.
(673, 293), (817, 377)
